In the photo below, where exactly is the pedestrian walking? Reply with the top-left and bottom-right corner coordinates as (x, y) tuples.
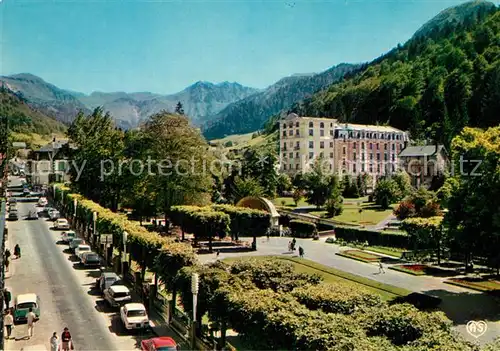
(5, 249), (11, 261)
(378, 261), (385, 274)
(27, 308), (36, 339)
(292, 238), (297, 250)
(4, 309), (14, 339)
(4, 257), (10, 272)
(299, 246), (304, 258)
(288, 241), (292, 252)
(50, 332), (59, 351)
(61, 327), (73, 350)
(14, 244), (21, 259)
(216, 249), (220, 258)
(4, 288), (12, 310)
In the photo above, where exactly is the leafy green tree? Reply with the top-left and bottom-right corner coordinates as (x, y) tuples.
(325, 188), (343, 217)
(437, 177), (459, 208)
(231, 176), (264, 203)
(401, 216), (444, 264)
(276, 173), (292, 196)
(303, 158), (340, 208)
(175, 101), (184, 115)
(391, 171), (412, 200)
(408, 187), (438, 215)
(292, 187), (305, 207)
(373, 179), (400, 209)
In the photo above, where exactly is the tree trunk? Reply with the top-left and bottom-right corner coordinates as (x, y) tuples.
(209, 235), (213, 252)
(219, 320), (227, 350)
(182, 229), (185, 241)
(253, 235), (257, 251)
(437, 239), (441, 266)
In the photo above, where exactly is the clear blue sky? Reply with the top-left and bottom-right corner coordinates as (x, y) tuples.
(0, 0), (485, 94)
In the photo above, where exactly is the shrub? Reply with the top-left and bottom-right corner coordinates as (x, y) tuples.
(334, 226), (409, 248)
(289, 220), (317, 238)
(419, 201), (441, 217)
(212, 204), (271, 240)
(325, 196), (343, 217)
(393, 201), (416, 220)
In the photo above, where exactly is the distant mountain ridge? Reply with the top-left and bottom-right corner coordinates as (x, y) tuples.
(201, 63), (360, 140)
(0, 74), (258, 128)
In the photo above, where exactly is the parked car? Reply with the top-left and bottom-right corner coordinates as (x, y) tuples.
(61, 230), (77, 244)
(81, 252), (101, 267)
(38, 197), (48, 207)
(141, 337), (178, 351)
(54, 218), (70, 230)
(22, 188), (30, 196)
(69, 238), (85, 251)
(49, 209), (61, 220)
(8, 210), (19, 221)
(75, 244), (91, 260)
(120, 303), (150, 330)
(103, 285), (131, 308)
(95, 271), (121, 293)
(14, 293), (41, 323)
(26, 209), (39, 220)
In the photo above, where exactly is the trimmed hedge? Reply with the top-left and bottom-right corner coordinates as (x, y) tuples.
(212, 204), (271, 239)
(289, 220), (317, 238)
(334, 226), (409, 249)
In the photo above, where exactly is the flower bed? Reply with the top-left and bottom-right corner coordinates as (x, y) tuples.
(445, 277), (500, 293)
(336, 249), (384, 263)
(390, 264), (428, 276)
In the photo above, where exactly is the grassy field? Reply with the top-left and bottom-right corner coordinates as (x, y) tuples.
(446, 277), (500, 292)
(223, 255), (410, 300)
(211, 131), (275, 151)
(11, 132), (66, 148)
(358, 245), (405, 258)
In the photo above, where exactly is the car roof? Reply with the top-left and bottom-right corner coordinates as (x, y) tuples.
(152, 337), (177, 348)
(58, 218), (68, 222)
(102, 272), (119, 278)
(16, 293), (38, 304)
(65, 230), (76, 234)
(124, 303), (146, 311)
(77, 244), (90, 248)
(110, 285), (130, 293)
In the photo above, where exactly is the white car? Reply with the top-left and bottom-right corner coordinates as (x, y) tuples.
(104, 285), (131, 308)
(49, 209), (61, 220)
(38, 197), (48, 206)
(54, 218), (70, 230)
(61, 230), (77, 244)
(75, 244), (91, 260)
(120, 303), (149, 330)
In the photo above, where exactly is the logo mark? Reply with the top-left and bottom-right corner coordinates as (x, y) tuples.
(466, 320), (487, 338)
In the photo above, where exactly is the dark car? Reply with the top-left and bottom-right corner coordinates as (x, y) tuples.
(81, 252), (101, 267)
(8, 210), (19, 221)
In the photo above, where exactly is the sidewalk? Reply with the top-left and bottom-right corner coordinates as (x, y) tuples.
(149, 308), (190, 350)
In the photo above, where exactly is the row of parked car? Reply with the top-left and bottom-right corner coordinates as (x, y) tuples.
(57, 223), (158, 337)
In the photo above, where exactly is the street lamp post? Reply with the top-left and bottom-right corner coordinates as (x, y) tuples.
(122, 231), (128, 276)
(73, 199), (77, 218)
(191, 273), (199, 350)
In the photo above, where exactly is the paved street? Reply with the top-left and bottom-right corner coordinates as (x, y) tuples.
(201, 236), (500, 345)
(4, 188), (154, 350)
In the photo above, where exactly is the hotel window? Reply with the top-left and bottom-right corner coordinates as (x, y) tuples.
(296, 164), (300, 170)
(384, 144), (387, 150)
(369, 164), (373, 173)
(309, 121), (314, 128)
(369, 143), (373, 150)
(309, 129), (314, 136)
(377, 153), (381, 161)
(296, 152), (299, 158)
(296, 141), (300, 149)
(296, 122), (299, 127)
(309, 141), (314, 148)
(320, 130), (324, 137)
(320, 152), (324, 158)
(377, 164), (381, 173)
(282, 131), (286, 137)
(329, 163), (333, 170)
(289, 130), (293, 136)
(309, 152), (314, 159)
(289, 152), (293, 159)
(384, 153), (388, 161)
(353, 152), (356, 160)
(343, 146), (346, 155)
(353, 164), (357, 173)
(295, 129), (300, 136)
(392, 154), (395, 161)
(330, 152), (334, 158)
(320, 141), (325, 149)
(353, 142), (357, 149)
(392, 164), (396, 172)
(361, 153), (365, 161)
(320, 122), (325, 128)
(330, 123), (333, 127)
(283, 123), (287, 128)
(283, 143), (287, 151)
(361, 142), (365, 149)
(370, 153), (374, 160)
(392, 144), (395, 150)
(289, 123), (293, 128)
(362, 164), (365, 172)
(283, 164), (287, 170)
(329, 142), (333, 148)
(330, 130), (334, 136)
(283, 153), (287, 158)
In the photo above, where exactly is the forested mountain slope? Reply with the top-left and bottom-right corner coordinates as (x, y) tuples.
(295, 3), (499, 147)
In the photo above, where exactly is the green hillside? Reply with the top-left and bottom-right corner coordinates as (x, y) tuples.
(296, 3), (499, 147)
(1, 87), (67, 147)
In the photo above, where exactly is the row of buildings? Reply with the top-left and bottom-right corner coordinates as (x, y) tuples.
(279, 113), (448, 188)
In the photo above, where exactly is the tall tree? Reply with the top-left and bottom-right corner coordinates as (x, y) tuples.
(175, 101), (185, 115)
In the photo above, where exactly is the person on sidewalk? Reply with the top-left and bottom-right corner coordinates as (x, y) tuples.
(61, 327), (73, 351)
(378, 261), (385, 274)
(14, 244), (21, 259)
(4, 309), (14, 339)
(4, 257), (10, 273)
(5, 249), (11, 262)
(299, 246), (304, 258)
(50, 332), (59, 351)
(4, 288), (11, 311)
(27, 308), (37, 339)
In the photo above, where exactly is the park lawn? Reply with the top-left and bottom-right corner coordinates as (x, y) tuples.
(272, 196), (310, 207)
(333, 203), (394, 226)
(356, 245), (404, 258)
(336, 249), (385, 263)
(445, 277), (500, 293)
(223, 256), (410, 300)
